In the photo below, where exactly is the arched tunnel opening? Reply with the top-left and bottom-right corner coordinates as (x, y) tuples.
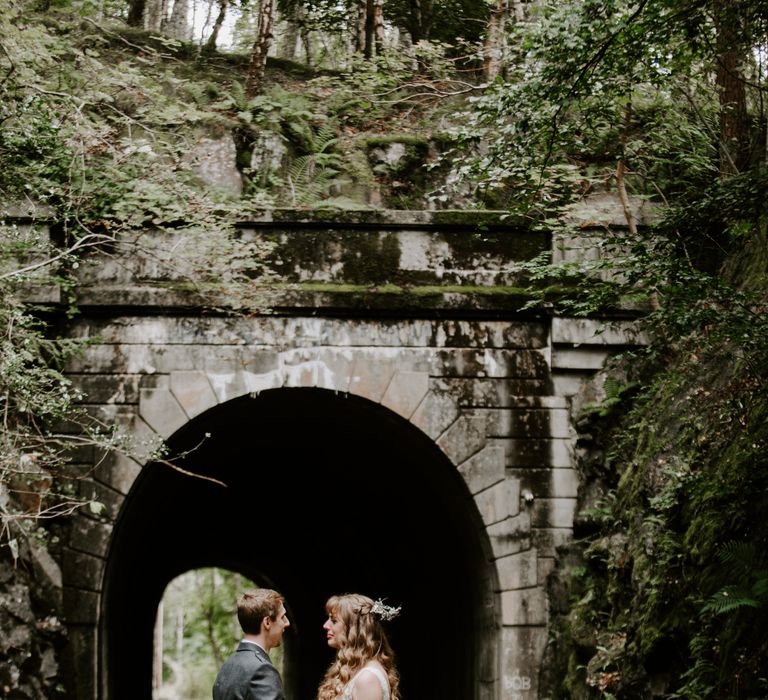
(102, 388), (499, 700)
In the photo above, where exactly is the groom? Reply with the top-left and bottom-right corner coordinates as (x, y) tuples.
(213, 588), (290, 700)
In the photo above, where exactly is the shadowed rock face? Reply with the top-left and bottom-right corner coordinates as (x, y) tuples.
(102, 388), (492, 700)
(0, 541), (66, 699)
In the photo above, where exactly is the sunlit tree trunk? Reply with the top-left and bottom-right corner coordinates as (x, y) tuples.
(510, 0), (524, 22)
(204, 0), (229, 53)
(713, 0), (749, 176)
(144, 0), (166, 31)
(205, 569), (224, 668)
(482, 0), (508, 82)
(373, 0), (385, 54)
(359, 0), (384, 58)
(245, 0), (276, 98)
(616, 99), (638, 236)
(166, 0), (191, 40)
(153, 601), (164, 691)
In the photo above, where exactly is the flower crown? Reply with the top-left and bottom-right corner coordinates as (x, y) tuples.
(370, 599), (401, 621)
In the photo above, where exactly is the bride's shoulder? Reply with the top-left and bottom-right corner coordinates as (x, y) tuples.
(352, 665), (388, 700)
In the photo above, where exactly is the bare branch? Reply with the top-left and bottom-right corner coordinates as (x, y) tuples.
(0, 233), (115, 281)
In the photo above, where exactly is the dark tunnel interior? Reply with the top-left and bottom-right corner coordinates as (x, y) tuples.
(102, 388), (497, 700)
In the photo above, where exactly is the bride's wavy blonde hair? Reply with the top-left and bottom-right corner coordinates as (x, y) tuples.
(317, 593), (400, 700)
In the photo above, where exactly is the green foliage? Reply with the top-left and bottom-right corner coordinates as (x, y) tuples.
(0, 279), (146, 553)
(444, 0), (765, 218)
(309, 41), (477, 129)
(519, 5), (768, 691)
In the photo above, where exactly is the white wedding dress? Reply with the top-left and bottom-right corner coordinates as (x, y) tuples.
(342, 664), (390, 700)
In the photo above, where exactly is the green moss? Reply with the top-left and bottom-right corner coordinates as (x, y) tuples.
(430, 210), (529, 228)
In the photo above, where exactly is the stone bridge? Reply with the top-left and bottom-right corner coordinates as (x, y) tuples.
(19, 207), (647, 700)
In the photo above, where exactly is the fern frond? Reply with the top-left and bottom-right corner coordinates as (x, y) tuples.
(702, 586), (761, 615)
(718, 540), (756, 564)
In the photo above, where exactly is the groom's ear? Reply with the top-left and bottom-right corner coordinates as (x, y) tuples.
(262, 615), (272, 630)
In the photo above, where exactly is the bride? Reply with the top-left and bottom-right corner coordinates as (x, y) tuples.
(317, 593), (401, 700)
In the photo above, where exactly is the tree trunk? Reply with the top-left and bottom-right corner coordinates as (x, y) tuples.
(166, 0), (191, 40)
(363, 0), (375, 58)
(127, 0), (146, 26)
(373, 0), (385, 55)
(510, 0), (525, 22)
(144, 0), (166, 32)
(153, 601), (164, 690)
(206, 572), (223, 668)
(409, 0), (423, 43)
(616, 100), (638, 237)
(245, 0), (276, 99)
(279, 20), (299, 61)
(204, 0), (229, 54)
(355, 0), (367, 53)
(482, 0), (508, 82)
(302, 25), (312, 66)
(714, 0), (749, 176)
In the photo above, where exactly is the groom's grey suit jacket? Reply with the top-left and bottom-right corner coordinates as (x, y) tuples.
(212, 642), (286, 700)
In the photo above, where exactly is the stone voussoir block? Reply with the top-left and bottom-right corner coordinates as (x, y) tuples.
(474, 478), (521, 526)
(77, 480), (124, 524)
(170, 370), (219, 419)
(62, 549), (105, 591)
(437, 413), (488, 465)
(92, 449), (142, 496)
(458, 444), (506, 494)
(409, 386), (461, 440)
(207, 368), (283, 403)
(139, 385), (188, 439)
(281, 347), (356, 392)
(381, 370), (429, 419)
(348, 355), (398, 403)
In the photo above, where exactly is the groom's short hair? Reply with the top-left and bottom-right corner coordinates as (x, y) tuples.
(237, 588), (283, 634)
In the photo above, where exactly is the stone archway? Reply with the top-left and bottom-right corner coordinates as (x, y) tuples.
(101, 386), (499, 700)
(61, 315), (566, 700)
